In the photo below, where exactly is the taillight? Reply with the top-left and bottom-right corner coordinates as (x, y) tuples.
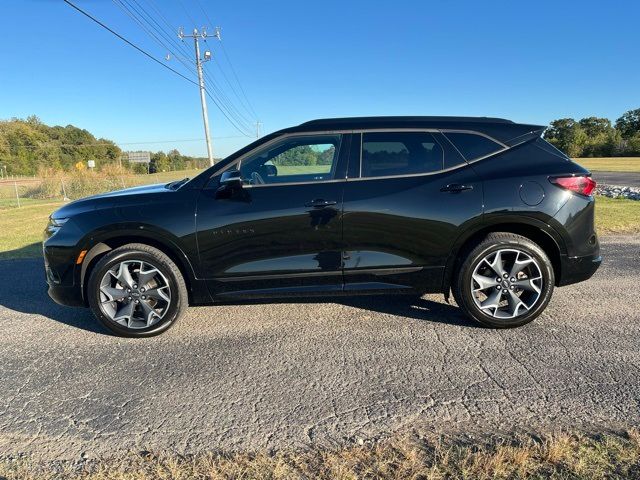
(549, 176), (596, 196)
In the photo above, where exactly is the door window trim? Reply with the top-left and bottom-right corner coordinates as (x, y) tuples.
(440, 130), (509, 163)
(217, 131), (348, 189)
(351, 129), (509, 182)
(206, 128), (509, 187)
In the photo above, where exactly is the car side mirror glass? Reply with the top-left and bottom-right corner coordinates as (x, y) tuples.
(215, 169), (245, 200)
(220, 169), (242, 186)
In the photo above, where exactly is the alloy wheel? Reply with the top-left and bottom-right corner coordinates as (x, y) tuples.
(470, 248), (543, 319)
(98, 260), (171, 329)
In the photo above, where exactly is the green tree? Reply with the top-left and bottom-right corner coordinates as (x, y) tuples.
(167, 149), (186, 170)
(544, 118), (587, 157)
(579, 117), (616, 157)
(615, 109), (640, 139)
(151, 151), (170, 172)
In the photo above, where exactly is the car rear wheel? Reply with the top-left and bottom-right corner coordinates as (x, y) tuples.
(453, 233), (554, 328)
(87, 243), (187, 337)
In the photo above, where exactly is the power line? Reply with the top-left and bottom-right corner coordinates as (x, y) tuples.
(218, 40), (259, 120)
(0, 137), (249, 150)
(63, 0), (253, 138)
(112, 0), (198, 81)
(115, 0), (255, 136)
(191, 0), (259, 120)
(62, 0), (199, 87)
(176, 0), (197, 26)
(122, 0), (256, 133)
(194, 0), (215, 30)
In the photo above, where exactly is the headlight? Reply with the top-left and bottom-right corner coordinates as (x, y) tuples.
(46, 216), (69, 236)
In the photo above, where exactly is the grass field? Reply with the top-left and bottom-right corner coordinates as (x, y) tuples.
(0, 169), (201, 206)
(1, 429), (638, 479)
(1, 195), (638, 260)
(277, 164), (331, 175)
(574, 157), (640, 172)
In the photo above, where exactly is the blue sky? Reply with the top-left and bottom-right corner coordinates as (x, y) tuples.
(1, 0), (639, 157)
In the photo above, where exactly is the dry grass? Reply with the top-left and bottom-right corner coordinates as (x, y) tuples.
(1, 430), (639, 479)
(574, 157), (640, 172)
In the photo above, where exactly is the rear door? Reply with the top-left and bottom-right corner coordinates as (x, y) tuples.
(341, 130), (484, 293)
(196, 133), (349, 298)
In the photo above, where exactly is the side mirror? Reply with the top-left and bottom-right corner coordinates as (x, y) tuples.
(220, 169), (242, 186)
(215, 169), (243, 200)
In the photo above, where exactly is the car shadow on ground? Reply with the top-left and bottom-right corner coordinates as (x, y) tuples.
(0, 255), (477, 334)
(216, 295), (478, 328)
(0, 255), (109, 335)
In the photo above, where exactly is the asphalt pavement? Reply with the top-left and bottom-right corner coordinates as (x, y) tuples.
(0, 236), (638, 461)
(594, 171), (640, 187)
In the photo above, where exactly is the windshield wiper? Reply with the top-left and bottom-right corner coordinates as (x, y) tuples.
(166, 178), (190, 190)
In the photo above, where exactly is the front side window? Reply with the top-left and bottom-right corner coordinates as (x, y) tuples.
(444, 132), (504, 161)
(239, 134), (341, 185)
(360, 132), (444, 178)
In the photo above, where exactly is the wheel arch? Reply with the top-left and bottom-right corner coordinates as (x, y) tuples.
(78, 231), (197, 306)
(442, 219), (565, 294)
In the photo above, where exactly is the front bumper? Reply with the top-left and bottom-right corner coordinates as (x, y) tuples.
(44, 242), (84, 308)
(558, 253), (602, 287)
(47, 283), (85, 307)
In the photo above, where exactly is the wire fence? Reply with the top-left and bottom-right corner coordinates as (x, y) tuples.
(0, 170), (201, 210)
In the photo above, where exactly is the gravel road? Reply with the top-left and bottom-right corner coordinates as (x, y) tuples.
(0, 236), (638, 461)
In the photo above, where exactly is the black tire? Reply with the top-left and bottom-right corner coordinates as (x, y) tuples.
(87, 243), (188, 337)
(452, 232), (554, 328)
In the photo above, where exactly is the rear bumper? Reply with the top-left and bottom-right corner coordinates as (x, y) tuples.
(558, 253), (602, 287)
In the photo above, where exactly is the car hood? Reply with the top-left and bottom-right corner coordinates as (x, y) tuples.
(87, 183), (169, 199)
(51, 183), (170, 219)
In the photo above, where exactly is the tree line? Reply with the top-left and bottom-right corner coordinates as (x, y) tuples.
(0, 116), (208, 176)
(544, 108), (640, 157)
(2, 110), (640, 176)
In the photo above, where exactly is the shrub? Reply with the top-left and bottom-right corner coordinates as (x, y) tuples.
(23, 177), (61, 199)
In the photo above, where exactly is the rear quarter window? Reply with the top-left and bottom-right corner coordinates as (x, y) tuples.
(444, 132), (504, 161)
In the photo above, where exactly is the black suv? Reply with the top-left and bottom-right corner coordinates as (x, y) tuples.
(44, 117), (601, 337)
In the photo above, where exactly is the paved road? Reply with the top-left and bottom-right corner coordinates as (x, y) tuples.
(0, 237), (639, 461)
(594, 171), (640, 187)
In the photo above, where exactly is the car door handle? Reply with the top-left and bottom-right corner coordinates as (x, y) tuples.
(440, 183), (473, 193)
(305, 199), (337, 208)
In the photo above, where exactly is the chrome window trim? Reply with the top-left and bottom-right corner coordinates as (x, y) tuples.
(206, 128), (510, 187)
(211, 131), (348, 187)
(358, 133), (363, 178)
(243, 178), (348, 189)
(441, 129), (509, 163)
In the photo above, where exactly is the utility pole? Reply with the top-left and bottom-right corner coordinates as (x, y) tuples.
(179, 27), (216, 166)
(255, 121), (262, 139)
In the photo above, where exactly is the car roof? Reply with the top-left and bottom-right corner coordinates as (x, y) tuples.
(286, 116), (545, 145)
(299, 116), (514, 127)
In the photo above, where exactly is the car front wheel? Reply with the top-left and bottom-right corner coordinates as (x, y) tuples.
(87, 243), (187, 337)
(453, 232), (555, 328)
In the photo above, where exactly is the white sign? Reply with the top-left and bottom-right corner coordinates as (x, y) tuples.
(87, 160), (96, 168)
(124, 151), (151, 164)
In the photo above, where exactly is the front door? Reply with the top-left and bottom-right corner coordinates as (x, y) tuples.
(196, 133), (348, 298)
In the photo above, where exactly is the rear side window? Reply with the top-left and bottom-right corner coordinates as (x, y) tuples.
(361, 132), (443, 178)
(444, 132), (504, 161)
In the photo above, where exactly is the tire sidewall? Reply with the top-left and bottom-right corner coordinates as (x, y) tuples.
(457, 238), (554, 328)
(88, 249), (184, 337)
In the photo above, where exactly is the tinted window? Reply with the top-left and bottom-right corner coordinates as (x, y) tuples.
(239, 135), (341, 185)
(361, 132), (443, 178)
(444, 132), (503, 161)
